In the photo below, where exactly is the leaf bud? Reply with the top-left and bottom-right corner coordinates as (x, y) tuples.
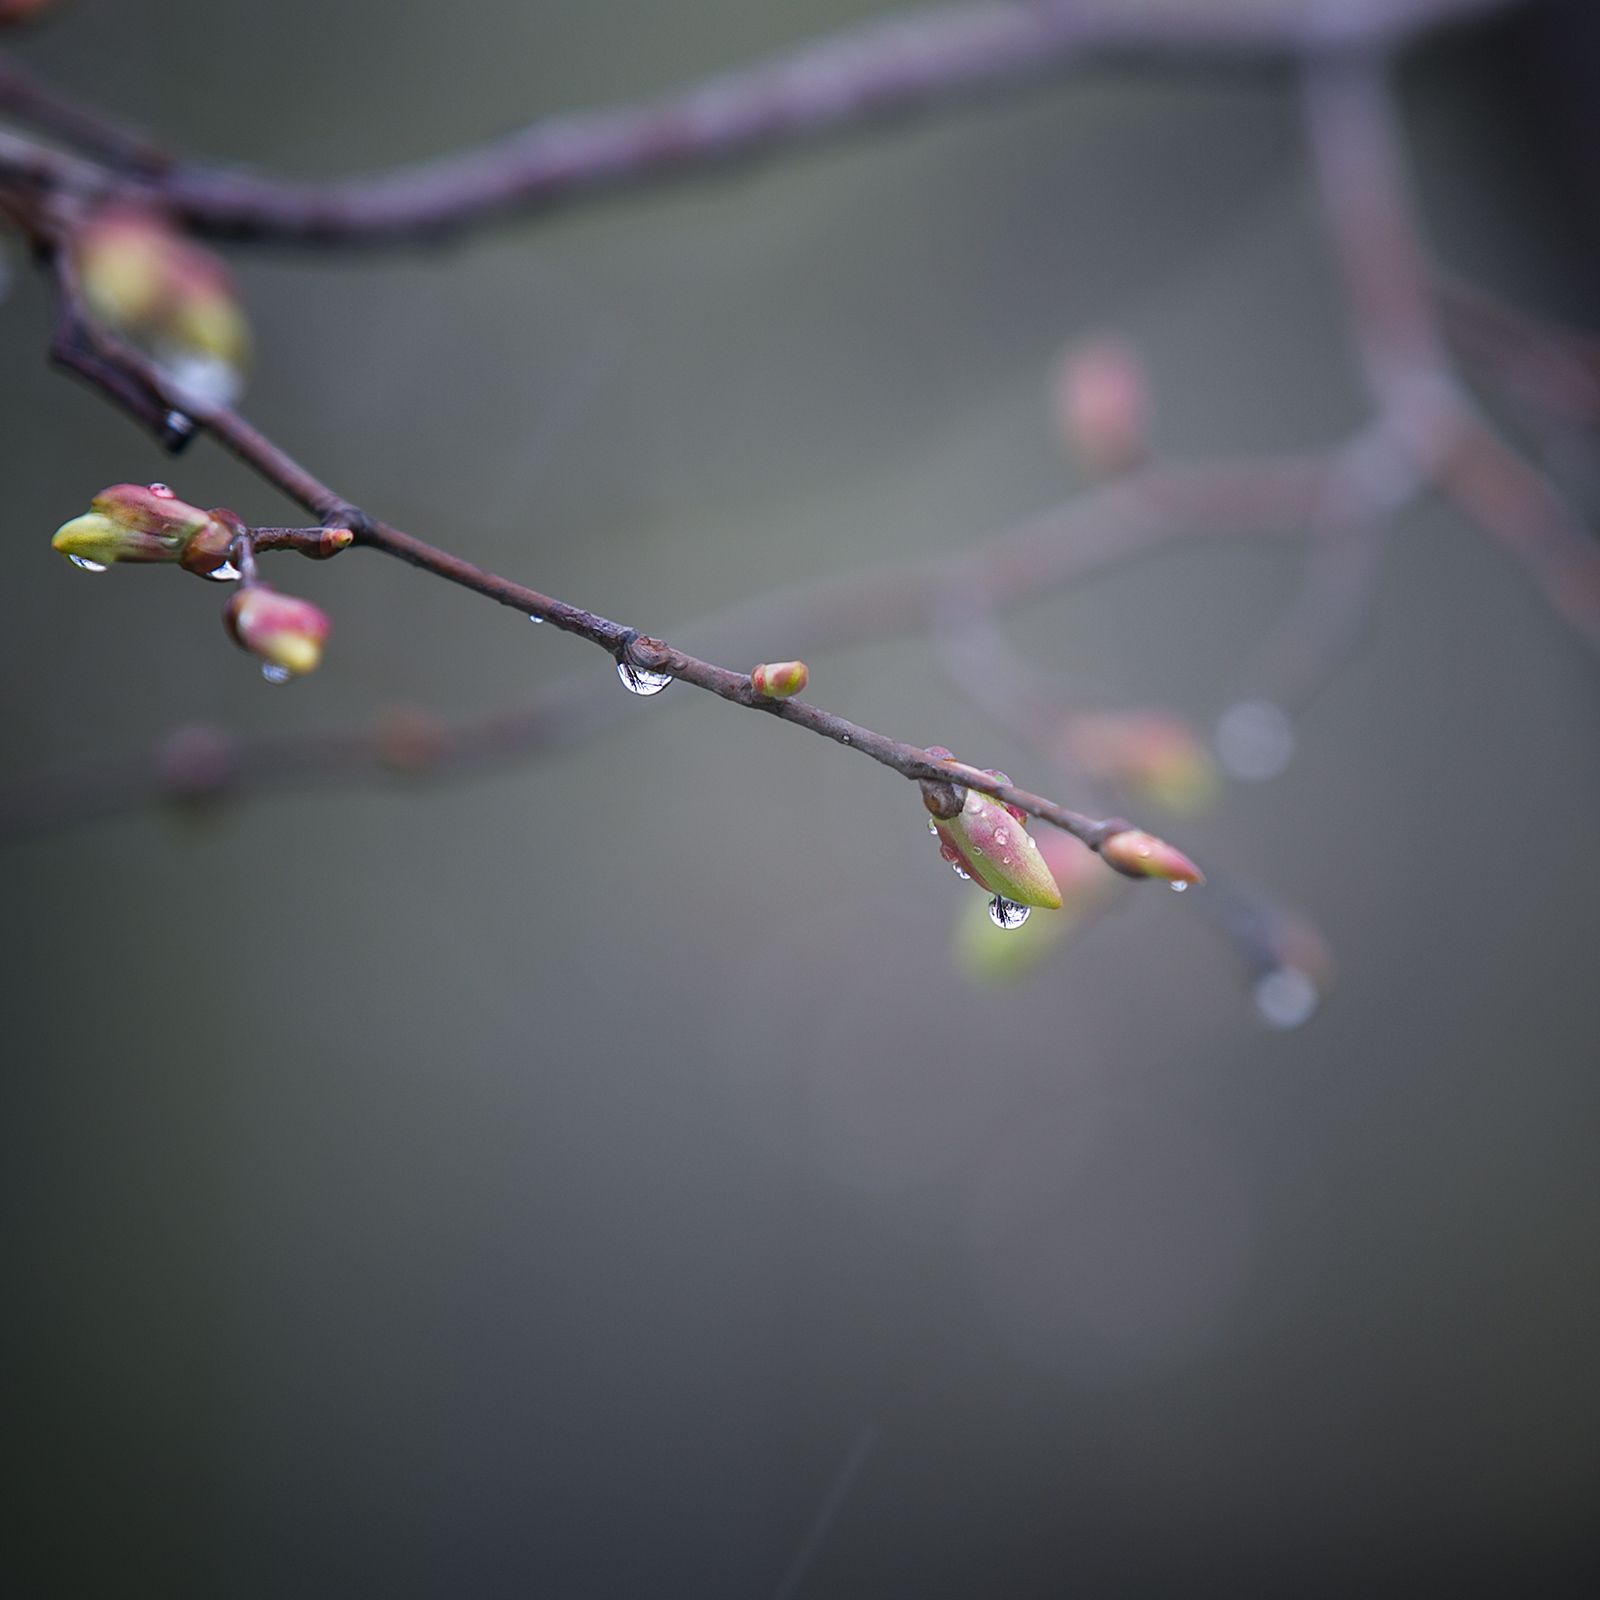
(223, 586), (330, 677)
(750, 660), (809, 699)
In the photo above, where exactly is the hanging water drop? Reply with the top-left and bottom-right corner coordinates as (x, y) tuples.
(206, 560), (241, 583)
(1253, 967), (1319, 1030)
(67, 554), (108, 573)
(260, 663), (293, 685)
(951, 863), (972, 881)
(988, 895), (1031, 930)
(617, 660), (672, 696)
(1170, 880), (1189, 893)
(527, 613), (545, 625)
(161, 411), (197, 450)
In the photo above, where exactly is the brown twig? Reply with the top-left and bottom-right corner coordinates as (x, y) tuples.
(5, 1), (1522, 246)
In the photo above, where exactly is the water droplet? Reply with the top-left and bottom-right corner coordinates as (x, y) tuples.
(1215, 699), (1296, 782)
(1170, 880), (1189, 893)
(67, 554), (108, 573)
(159, 350), (241, 410)
(161, 410), (197, 450)
(616, 660), (672, 696)
(927, 818), (938, 835)
(1253, 967), (1319, 1030)
(988, 895), (1031, 930)
(206, 560), (241, 583)
(260, 663), (293, 685)
(951, 863), (972, 881)
(148, 482), (174, 498)
(527, 613), (544, 624)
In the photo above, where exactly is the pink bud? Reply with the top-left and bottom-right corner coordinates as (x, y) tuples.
(1068, 711), (1218, 813)
(750, 660), (809, 699)
(1099, 827), (1205, 887)
(1053, 338), (1149, 476)
(932, 789), (1063, 910)
(224, 586), (330, 677)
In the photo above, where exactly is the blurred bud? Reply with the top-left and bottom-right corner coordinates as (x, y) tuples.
(1099, 826), (1205, 888)
(0, 0), (61, 26)
(157, 722), (236, 809)
(751, 660), (809, 699)
(1069, 710), (1219, 813)
(1053, 337), (1148, 475)
(932, 787), (1063, 910)
(224, 586), (330, 677)
(376, 708), (450, 775)
(74, 205), (250, 379)
(53, 481), (219, 566)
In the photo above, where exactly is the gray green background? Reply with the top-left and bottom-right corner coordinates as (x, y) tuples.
(4, 1), (1598, 1593)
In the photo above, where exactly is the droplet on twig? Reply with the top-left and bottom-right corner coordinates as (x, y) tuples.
(260, 662), (293, 685)
(617, 661), (672, 696)
(67, 554), (107, 573)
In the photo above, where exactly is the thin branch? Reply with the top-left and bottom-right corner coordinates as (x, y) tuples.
(0, 54), (169, 173)
(28, 236), (1148, 859)
(5, 1), (1524, 246)
(1301, 50), (1600, 650)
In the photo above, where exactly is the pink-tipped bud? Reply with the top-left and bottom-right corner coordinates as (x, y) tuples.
(224, 586), (330, 677)
(74, 205), (251, 372)
(1069, 711), (1218, 813)
(311, 527), (354, 559)
(52, 482), (220, 566)
(932, 788), (1063, 910)
(750, 660), (809, 699)
(1053, 338), (1149, 476)
(1099, 827), (1205, 888)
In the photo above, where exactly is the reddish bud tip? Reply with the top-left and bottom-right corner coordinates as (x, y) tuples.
(1098, 827), (1205, 887)
(750, 660), (809, 699)
(1053, 338), (1149, 476)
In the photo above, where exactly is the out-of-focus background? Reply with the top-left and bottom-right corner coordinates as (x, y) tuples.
(4, 1), (1598, 1593)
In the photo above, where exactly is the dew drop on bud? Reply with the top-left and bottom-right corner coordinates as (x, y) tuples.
(1170, 880), (1188, 893)
(206, 561), (241, 583)
(67, 554), (108, 573)
(617, 661), (672, 696)
(528, 613), (544, 625)
(148, 483), (174, 498)
(260, 663), (293, 685)
(1215, 699), (1296, 782)
(1253, 966), (1319, 1030)
(951, 863), (972, 881)
(988, 895), (1031, 930)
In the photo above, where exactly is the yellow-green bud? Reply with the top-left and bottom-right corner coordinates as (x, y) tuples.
(751, 660), (809, 699)
(224, 586), (330, 677)
(52, 482), (219, 567)
(932, 788), (1063, 910)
